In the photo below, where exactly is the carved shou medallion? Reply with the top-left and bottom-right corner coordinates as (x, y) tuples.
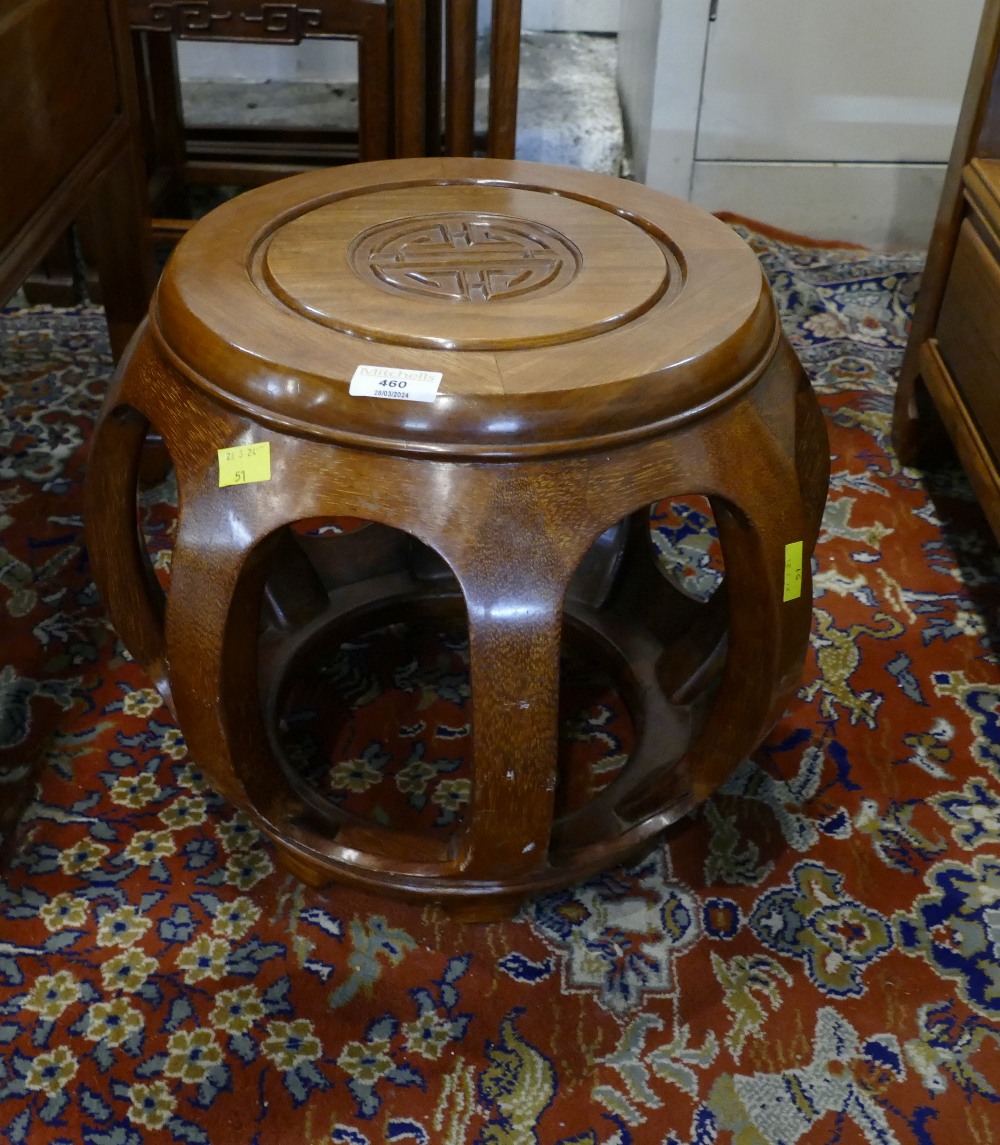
(350, 214), (582, 302)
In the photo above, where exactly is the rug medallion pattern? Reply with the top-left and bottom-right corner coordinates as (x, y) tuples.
(1, 225), (999, 1142)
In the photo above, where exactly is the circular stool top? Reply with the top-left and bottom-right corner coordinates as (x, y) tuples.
(154, 158), (777, 457)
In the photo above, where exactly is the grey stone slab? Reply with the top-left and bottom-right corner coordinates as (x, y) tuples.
(479, 32), (625, 174)
(182, 79), (360, 132)
(181, 31), (625, 174)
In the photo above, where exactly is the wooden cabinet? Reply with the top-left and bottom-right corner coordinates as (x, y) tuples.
(0, 0), (154, 358)
(893, 0), (1000, 542)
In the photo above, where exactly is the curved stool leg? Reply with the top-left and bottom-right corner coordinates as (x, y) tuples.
(599, 344), (823, 821)
(433, 464), (593, 885)
(457, 573), (565, 880)
(681, 405), (814, 805)
(165, 493), (278, 812)
(794, 351), (833, 548)
(85, 360), (170, 708)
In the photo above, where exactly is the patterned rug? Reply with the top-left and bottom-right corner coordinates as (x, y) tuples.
(2, 222), (999, 1145)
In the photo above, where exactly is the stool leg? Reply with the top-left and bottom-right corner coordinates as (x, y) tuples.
(684, 409), (814, 804)
(606, 375), (818, 821)
(792, 342), (832, 549)
(457, 573), (565, 880)
(86, 379), (170, 707)
(164, 497), (277, 813)
(432, 465), (592, 882)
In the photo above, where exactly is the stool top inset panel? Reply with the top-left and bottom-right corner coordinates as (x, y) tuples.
(257, 184), (672, 351)
(154, 158), (777, 457)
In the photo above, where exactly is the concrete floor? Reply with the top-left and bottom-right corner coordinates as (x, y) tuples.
(182, 31), (626, 175)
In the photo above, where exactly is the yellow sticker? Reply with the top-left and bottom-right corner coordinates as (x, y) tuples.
(783, 540), (804, 602)
(218, 442), (271, 487)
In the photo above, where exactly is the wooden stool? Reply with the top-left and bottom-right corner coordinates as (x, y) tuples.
(86, 158), (828, 915)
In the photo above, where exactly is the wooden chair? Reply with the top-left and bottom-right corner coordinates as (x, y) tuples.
(0, 0), (154, 359)
(435, 0), (522, 159)
(129, 0), (522, 241)
(398, 0), (523, 159)
(20, 0), (522, 304)
(128, 0), (430, 242)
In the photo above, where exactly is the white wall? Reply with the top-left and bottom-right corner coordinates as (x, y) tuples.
(615, 0), (660, 181)
(619, 0), (984, 247)
(618, 0), (712, 199)
(696, 0), (981, 164)
(178, 39), (357, 83)
(516, 0), (618, 32)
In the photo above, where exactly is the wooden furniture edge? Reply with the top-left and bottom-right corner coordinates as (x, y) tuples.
(918, 338), (1000, 539)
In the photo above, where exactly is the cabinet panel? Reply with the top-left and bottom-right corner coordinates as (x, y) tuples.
(698, 0), (982, 163)
(691, 160), (947, 248)
(935, 216), (1000, 458)
(892, 0), (1000, 544)
(0, 0), (119, 251)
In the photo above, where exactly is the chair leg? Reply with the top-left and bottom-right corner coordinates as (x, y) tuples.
(140, 31), (188, 218)
(444, 0), (477, 155)
(79, 144), (156, 362)
(356, 2), (392, 159)
(393, 0), (428, 157)
(19, 230), (81, 307)
(422, 0), (444, 154)
(487, 0), (520, 158)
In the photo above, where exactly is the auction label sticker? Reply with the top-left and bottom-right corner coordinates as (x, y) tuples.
(349, 364), (442, 403)
(783, 540), (804, 602)
(218, 441), (271, 487)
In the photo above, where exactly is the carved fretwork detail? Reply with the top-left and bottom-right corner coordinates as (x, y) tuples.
(350, 214), (582, 303)
(136, 3), (230, 34)
(239, 4), (324, 38)
(130, 2), (330, 42)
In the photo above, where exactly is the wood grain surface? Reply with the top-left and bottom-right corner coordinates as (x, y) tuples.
(87, 157), (828, 914)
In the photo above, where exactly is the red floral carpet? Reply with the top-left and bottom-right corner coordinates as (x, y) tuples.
(2, 224), (1000, 1144)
